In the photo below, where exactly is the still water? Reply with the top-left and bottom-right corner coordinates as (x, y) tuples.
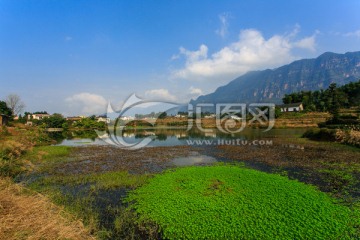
(52, 128), (308, 147)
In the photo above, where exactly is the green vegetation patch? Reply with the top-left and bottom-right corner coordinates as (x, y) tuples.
(127, 165), (360, 239)
(23, 145), (72, 171)
(34, 145), (71, 159)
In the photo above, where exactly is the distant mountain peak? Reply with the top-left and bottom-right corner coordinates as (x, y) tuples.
(191, 51), (360, 105)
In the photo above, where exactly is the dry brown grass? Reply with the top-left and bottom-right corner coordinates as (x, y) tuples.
(0, 178), (95, 240)
(336, 129), (360, 147)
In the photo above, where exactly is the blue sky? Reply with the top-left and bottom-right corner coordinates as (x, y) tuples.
(1, 0), (360, 116)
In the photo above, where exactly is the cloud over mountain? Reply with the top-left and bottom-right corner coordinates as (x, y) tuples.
(172, 27), (317, 83)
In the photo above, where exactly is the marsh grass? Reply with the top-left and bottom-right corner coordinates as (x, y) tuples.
(27, 169), (153, 239)
(32, 170), (151, 190)
(25, 145), (71, 163)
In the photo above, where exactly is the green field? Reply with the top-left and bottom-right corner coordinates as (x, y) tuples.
(127, 165), (360, 239)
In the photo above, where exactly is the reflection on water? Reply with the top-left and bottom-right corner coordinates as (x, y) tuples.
(52, 128), (308, 147)
(172, 155), (217, 166)
(57, 138), (105, 146)
(281, 144), (305, 150)
(48, 130), (99, 145)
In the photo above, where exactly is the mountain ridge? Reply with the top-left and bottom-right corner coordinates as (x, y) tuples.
(191, 51), (360, 105)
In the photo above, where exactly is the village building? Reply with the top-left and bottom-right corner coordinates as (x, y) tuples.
(230, 115), (242, 120)
(96, 116), (111, 123)
(66, 116), (85, 121)
(119, 116), (134, 121)
(28, 113), (50, 120)
(0, 114), (9, 126)
(278, 103), (304, 112)
(204, 114), (216, 119)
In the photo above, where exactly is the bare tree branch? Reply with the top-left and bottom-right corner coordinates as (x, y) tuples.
(5, 94), (25, 116)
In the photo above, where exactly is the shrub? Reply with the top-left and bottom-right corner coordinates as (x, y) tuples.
(0, 126), (10, 137)
(0, 127), (53, 177)
(0, 140), (29, 176)
(335, 129), (360, 148)
(302, 128), (336, 141)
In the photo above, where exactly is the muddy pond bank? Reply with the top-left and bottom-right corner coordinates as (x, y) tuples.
(51, 145), (212, 175)
(24, 138), (360, 239)
(44, 139), (360, 201)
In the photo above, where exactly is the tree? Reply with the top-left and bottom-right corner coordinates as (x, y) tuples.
(42, 113), (65, 128)
(274, 107), (282, 118)
(0, 101), (12, 116)
(17, 114), (28, 124)
(5, 94), (25, 116)
(158, 112), (167, 119)
(327, 83), (340, 120)
(282, 95), (293, 104)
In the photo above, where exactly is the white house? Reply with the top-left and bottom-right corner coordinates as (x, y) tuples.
(230, 115), (242, 120)
(279, 103), (304, 112)
(96, 116), (111, 123)
(119, 116), (134, 121)
(204, 114), (216, 119)
(28, 113), (50, 120)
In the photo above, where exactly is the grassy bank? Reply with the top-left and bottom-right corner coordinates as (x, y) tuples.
(0, 126), (95, 239)
(0, 177), (94, 240)
(0, 125), (58, 177)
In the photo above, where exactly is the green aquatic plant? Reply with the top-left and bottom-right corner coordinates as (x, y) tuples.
(127, 165), (360, 239)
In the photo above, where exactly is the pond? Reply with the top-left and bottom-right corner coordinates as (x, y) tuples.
(172, 154), (217, 166)
(33, 127), (360, 239)
(52, 128), (308, 147)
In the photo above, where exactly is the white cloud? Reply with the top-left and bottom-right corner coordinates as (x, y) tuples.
(172, 27), (317, 82)
(171, 45), (208, 62)
(185, 86), (204, 100)
(293, 32), (318, 52)
(142, 87), (204, 104)
(344, 30), (360, 38)
(170, 54), (180, 60)
(144, 89), (177, 102)
(179, 45), (208, 62)
(65, 92), (107, 115)
(189, 86), (203, 96)
(65, 36), (73, 41)
(215, 13), (230, 38)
